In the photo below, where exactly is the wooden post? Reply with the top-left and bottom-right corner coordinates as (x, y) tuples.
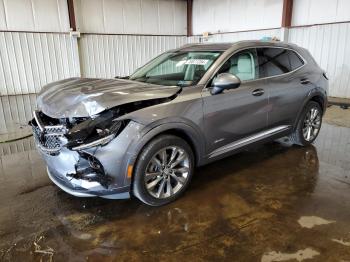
(187, 0), (193, 36)
(67, 0), (77, 31)
(282, 0), (293, 28)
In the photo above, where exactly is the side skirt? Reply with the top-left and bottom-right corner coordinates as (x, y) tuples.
(208, 125), (291, 159)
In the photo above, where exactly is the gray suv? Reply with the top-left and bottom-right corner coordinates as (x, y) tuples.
(30, 40), (328, 206)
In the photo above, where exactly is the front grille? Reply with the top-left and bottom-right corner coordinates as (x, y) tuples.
(32, 111), (67, 155)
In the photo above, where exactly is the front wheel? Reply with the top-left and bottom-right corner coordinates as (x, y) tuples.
(289, 101), (323, 146)
(132, 135), (194, 206)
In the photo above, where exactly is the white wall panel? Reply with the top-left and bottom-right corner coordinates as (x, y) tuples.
(0, 32), (80, 95)
(124, 0), (142, 34)
(141, 0), (158, 34)
(0, 94), (36, 155)
(75, 0), (187, 35)
(193, 0), (283, 35)
(0, 94), (36, 136)
(173, 0), (187, 35)
(289, 23), (350, 98)
(0, 136), (35, 156)
(0, 0), (7, 29)
(79, 34), (191, 78)
(0, 0), (69, 32)
(292, 0), (350, 26)
(103, 0), (125, 34)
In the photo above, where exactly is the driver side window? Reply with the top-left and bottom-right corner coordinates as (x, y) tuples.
(218, 48), (259, 81)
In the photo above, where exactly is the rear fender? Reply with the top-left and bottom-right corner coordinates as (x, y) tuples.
(292, 88), (327, 131)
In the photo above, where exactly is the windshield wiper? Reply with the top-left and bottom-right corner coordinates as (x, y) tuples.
(114, 76), (129, 79)
(131, 76), (150, 81)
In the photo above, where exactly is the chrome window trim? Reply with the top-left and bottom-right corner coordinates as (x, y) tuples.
(202, 45), (307, 89)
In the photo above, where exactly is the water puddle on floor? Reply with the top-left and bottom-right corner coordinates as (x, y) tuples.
(0, 122), (350, 261)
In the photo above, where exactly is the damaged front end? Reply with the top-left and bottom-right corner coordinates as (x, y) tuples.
(30, 77), (182, 199)
(29, 107), (144, 199)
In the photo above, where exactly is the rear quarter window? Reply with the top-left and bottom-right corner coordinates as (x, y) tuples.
(288, 50), (305, 70)
(257, 47), (305, 78)
(257, 48), (291, 77)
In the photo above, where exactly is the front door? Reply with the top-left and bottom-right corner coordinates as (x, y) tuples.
(202, 48), (269, 157)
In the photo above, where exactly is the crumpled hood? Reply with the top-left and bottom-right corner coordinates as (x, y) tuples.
(37, 77), (181, 118)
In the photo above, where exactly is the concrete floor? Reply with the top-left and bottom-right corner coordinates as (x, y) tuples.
(0, 105), (350, 261)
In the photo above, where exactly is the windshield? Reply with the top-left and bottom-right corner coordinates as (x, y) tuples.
(129, 51), (222, 87)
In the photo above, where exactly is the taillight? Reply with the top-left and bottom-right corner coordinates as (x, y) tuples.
(323, 72), (329, 80)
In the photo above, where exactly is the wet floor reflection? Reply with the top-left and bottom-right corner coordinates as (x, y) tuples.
(0, 122), (350, 261)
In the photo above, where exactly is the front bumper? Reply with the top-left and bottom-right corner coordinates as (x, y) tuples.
(35, 121), (144, 199)
(47, 167), (130, 199)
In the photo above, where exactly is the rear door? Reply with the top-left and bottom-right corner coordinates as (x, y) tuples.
(257, 47), (308, 128)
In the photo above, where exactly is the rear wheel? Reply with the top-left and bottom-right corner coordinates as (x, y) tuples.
(289, 101), (323, 146)
(132, 135), (194, 206)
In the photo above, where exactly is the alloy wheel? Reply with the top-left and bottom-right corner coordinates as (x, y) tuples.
(144, 146), (190, 199)
(303, 107), (321, 141)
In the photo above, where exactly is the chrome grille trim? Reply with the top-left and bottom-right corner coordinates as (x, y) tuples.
(33, 110), (68, 133)
(32, 111), (68, 155)
(33, 110), (45, 131)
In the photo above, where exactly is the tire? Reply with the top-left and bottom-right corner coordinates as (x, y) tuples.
(132, 135), (195, 206)
(289, 101), (323, 146)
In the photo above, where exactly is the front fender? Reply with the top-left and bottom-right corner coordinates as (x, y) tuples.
(122, 120), (206, 186)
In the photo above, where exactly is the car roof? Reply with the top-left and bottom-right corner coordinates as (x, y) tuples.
(176, 40), (300, 52)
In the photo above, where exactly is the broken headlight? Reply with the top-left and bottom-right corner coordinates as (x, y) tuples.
(71, 130), (116, 151)
(65, 110), (128, 150)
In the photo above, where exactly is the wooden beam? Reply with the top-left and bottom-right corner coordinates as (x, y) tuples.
(67, 0), (77, 31)
(187, 0), (193, 36)
(281, 0), (293, 28)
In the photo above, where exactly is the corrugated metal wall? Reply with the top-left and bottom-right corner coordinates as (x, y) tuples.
(79, 34), (197, 78)
(197, 23), (350, 99)
(0, 136), (35, 156)
(2, 26), (350, 97)
(0, 0), (350, 99)
(289, 23), (350, 98)
(0, 94), (36, 134)
(0, 0), (193, 95)
(191, 0), (350, 99)
(0, 94), (36, 156)
(0, 32), (80, 96)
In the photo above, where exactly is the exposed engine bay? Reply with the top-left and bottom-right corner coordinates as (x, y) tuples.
(30, 95), (178, 154)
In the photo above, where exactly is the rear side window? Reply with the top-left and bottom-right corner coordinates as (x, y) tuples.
(288, 50), (304, 70)
(257, 48), (304, 78)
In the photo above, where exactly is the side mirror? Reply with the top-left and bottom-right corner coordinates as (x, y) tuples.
(211, 73), (241, 95)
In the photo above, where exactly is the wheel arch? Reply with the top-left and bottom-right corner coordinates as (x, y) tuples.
(125, 121), (205, 182)
(310, 95), (326, 114)
(151, 128), (200, 166)
(293, 92), (326, 131)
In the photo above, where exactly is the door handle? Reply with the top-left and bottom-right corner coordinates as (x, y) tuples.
(252, 89), (264, 96)
(300, 78), (311, 85)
